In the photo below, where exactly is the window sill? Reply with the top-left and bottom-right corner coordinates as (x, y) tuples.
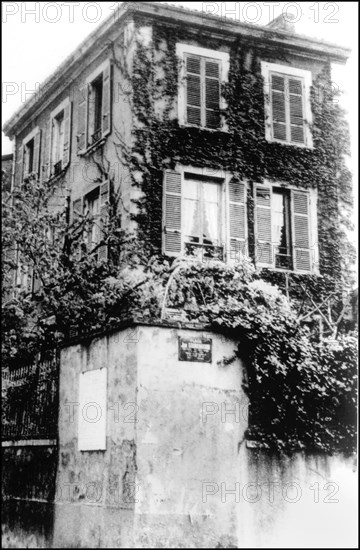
(79, 137), (106, 157)
(258, 266), (312, 275)
(267, 138), (313, 150)
(179, 122), (229, 134)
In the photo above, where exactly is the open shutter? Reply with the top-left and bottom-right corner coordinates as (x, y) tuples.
(292, 191), (311, 272)
(101, 63), (112, 138)
(255, 185), (273, 267)
(77, 85), (88, 153)
(15, 141), (24, 186)
(26, 265), (33, 294)
(42, 119), (51, 182)
(228, 180), (246, 261)
(33, 130), (41, 178)
(271, 74), (286, 142)
(98, 181), (110, 262)
(205, 59), (220, 129)
(71, 198), (83, 260)
(163, 170), (182, 256)
(63, 100), (72, 167)
(33, 270), (41, 293)
(289, 78), (305, 144)
(186, 56), (201, 126)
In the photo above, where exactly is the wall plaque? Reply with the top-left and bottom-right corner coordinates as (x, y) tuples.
(178, 337), (212, 363)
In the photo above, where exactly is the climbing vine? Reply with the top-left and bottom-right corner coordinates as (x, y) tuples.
(2, 18), (356, 454)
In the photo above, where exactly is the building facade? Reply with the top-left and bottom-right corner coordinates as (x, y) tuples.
(2, 2), (356, 548)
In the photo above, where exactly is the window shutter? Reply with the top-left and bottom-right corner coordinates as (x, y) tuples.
(63, 101), (72, 167)
(33, 130), (41, 178)
(26, 265), (33, 294)
(101, 63), (112, 138)
(71, 198), (83, 260)
(162, 170), (182, 256)
(98, 181), (110, 262)
(292, 191), (311, 272)
(205, 60), (220, 129)
(289, 78), (305, 144)
(77, 85), (88, 153)
(33, 270), (41, 293)
(186, 56), (201, 126)
(42, 119), (51, 181)
(255, 185), (273, 267)
(16, 142), (24, 186)
(228, 180), (246, 261)
(271, 74), (286, 141)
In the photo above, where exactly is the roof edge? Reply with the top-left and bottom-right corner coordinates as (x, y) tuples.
(3, 1), (351, 137)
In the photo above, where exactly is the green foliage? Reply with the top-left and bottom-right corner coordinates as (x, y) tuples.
(164, 258), (357, 454)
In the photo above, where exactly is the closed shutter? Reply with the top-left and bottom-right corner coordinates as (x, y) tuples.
(101, 63), (112, 138)
(228, 180), (246, 260)
(98, 181), (110, 262)
(33, 130), (41, 178)
(63, 100), (72, 167)
(77, 85), (88, 153)
(42, 119), (51, 181)
(205, 60), (220, 129)
(292, 191), (311, 272)
(271, 74), (286, 141)
(289, 78), (305, 144)
(186, 56), (201, 126)
(162, 170), (182, 256)
(255, 185), (273, 267)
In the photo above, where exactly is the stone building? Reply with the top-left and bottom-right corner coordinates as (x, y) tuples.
(2, 2), (356, 548)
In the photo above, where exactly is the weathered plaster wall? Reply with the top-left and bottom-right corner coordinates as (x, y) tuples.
(134, 326), (247, 548)
(3, 325), (357, 548)
(52, 327), (139, 548)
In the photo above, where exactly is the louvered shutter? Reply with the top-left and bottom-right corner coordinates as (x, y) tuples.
(42, 119), (51, 182)
(98, 181), (110, 262)
(101, 63), (112, 138)
(33, 130), (41, 178)
(63, 101), (72, 167)
(292, 191), (311, 272)
(71, 198), (83, 260)
(271, 74), (286, 142)
(228, 180), (246, 261)
(77, 86), (88, 153)
(186, 56), (201, 126)
(205, 60), (220, 129)
(255, 185), (273, 267)
(26, 265), (33, 294)
(163, 170), (182, 256)
(15, 141), (24, 186)
(289, 78), (305, 144)
(33, 271), (41, 293)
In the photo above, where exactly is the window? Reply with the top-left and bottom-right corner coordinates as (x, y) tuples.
(77, 60), (112, 154)
(52, 111), (65, 175)
(255, 184), (318, 273)
(24, 138), (35, 175)
(71, 181), (111, 261)
(162, 167), (246, 261)
(45, 97), (71, 180)
(84, 189), (101, 251)
(261, 62), (313, 148)
(20, 127), (41, 181)
(177, 44), (229, 130)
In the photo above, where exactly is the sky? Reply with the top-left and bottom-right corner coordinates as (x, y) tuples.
(2, 1), (358, 255)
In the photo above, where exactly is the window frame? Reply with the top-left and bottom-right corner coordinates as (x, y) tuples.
(261, 61), (313, 149)
(176, 44), (229, 131)
(48, 96), (71, 179)
(22, 126), (40, 179)
(254, 181), (319, 274)
(162, 165), (247, 263)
